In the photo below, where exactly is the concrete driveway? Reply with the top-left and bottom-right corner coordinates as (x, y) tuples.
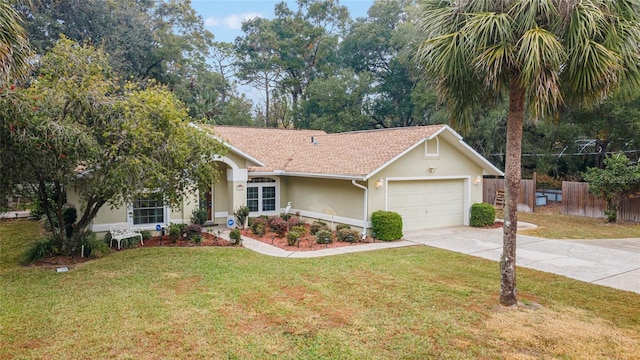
(403, 225), (640, 294)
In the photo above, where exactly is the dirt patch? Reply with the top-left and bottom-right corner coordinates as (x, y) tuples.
(480, 305), (640, 359)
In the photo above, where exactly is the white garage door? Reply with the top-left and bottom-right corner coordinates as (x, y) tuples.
(387, 179), (465, 230)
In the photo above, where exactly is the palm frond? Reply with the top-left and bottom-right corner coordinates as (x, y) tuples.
(516, 26), (565, 118)
(508, 0), (559, 34)
(0, 2), (32, 86)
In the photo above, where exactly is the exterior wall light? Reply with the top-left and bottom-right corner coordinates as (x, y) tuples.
(474, 175), (482, 185)
(375, 179), (384, 189)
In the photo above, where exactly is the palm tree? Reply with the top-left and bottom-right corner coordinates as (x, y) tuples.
(415, 0), (640, 306)
(0, 0), (32, 86)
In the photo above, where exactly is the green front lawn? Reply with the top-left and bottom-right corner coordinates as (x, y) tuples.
(1, 220), (639, 359)
(518, 211), (640, 239)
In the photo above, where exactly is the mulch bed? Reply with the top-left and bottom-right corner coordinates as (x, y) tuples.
(239, 227), (379, 252)
(31, 232), (234, 267)
(141, 233), (234, 248)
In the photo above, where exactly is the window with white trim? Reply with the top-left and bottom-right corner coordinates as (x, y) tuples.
(247, 177), (277, 213)
(425, 137), (439, 157)
(132, 194), (165, 225)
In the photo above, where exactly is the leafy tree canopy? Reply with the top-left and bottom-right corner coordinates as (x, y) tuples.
(583, 153), (640, 222)
(0, 37), (226, 254)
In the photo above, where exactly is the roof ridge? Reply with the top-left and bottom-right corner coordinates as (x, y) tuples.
(324, 124), (446, 136)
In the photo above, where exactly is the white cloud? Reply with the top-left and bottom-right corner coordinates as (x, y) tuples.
(204, 12), (262, 30)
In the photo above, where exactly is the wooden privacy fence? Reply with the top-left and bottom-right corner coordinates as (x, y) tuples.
(483, 178), (535, 211)
(562, 181), (640, 222)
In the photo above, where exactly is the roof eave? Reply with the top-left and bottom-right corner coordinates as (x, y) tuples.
(250, 170), (365, 181)
(189, 123), (265, 167)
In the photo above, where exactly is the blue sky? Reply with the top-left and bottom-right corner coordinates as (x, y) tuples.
(191, 0), (374, 43)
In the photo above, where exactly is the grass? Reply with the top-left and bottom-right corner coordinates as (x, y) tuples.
(2, 219), (640, 359)
(516, 209), (640, 239)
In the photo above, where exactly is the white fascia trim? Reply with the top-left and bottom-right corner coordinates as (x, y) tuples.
(427, 124), (461, 141)
(457, 139), (504, 176)
(250, 171), (365, 181)
(189, 123), (265, 167)
(387, 175), (471, 181)
(436, 125), (503, 176)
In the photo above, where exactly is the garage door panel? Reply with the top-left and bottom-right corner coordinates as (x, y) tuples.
(388, 179), (465, 231)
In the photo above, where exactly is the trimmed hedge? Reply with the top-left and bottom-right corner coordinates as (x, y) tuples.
(371, 210), (403, 241)
(310, 220), (329, 235)
(470, 203), (496, 227)
(315, 229), (333, 244)
(336, 228), (360, 243)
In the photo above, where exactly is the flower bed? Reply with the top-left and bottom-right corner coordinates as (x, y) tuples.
(239, 225), (377, 252)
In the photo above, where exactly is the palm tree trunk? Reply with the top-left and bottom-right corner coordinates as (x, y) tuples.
(500, 79), (525, 307)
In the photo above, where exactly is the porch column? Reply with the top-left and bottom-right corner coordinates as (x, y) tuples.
(227, 168), (248, 219)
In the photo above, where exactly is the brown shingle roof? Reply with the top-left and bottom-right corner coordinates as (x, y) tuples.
(204, 125), (446, 178)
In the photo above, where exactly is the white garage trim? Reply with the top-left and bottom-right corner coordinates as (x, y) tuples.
(385, 176), (471, 229)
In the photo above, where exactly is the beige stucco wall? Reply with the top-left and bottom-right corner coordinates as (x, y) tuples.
(284, 177), (365, 228)
(279, 135), (488, 231)
(368, 136), (485, 213)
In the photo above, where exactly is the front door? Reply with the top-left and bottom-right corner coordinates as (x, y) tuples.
(205, 190), (213, 221)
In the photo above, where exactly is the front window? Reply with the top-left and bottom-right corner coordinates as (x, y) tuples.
(247, 187), (259, 212)
(247, 177), (277, 213)
(262, 186), (276, 211)
(133, 194), (164, 225)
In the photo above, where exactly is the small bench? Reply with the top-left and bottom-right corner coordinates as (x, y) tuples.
(109, 223), (143, 249)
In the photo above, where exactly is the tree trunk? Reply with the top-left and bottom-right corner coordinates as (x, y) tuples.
(500, 79), (525, 307)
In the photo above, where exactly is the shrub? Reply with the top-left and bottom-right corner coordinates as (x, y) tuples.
(269, 217), (288, 237)
(336, 228), (361, 243)
(286, 230), (301, 246)
(234, 205), (250, 228)
(80, 232), (109, 258)
(470, 203), (496, 227)
(229, 229), (242, 245)
(168, 223), (186, 242)
(187, 224), (202, 237)
(315, 229), (332, 245)
(371, 211), (403, 241)
(287, 217), (304, 228)
(119, 233), (142, 248)
(251, 222), (266, 237)
(21, 236), (58, 264)
(191, 207), (208, 225)
(291, 225), (307, 236)
(250, 217), (268, 237)
(190, 234), (202, 245)
(140, 230), (152, 241)
(310, 220), (329, 235)
(335, 223), (350, 231)
(248, 215), (269, 227)
(103, 232), (112, 245)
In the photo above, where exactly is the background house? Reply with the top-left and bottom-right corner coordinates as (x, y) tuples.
(78, 125), (503, 235)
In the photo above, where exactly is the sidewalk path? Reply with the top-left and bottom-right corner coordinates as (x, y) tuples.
(217, 225), (640, 294)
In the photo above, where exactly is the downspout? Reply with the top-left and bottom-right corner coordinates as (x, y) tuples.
(351, 180), (368, 240)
